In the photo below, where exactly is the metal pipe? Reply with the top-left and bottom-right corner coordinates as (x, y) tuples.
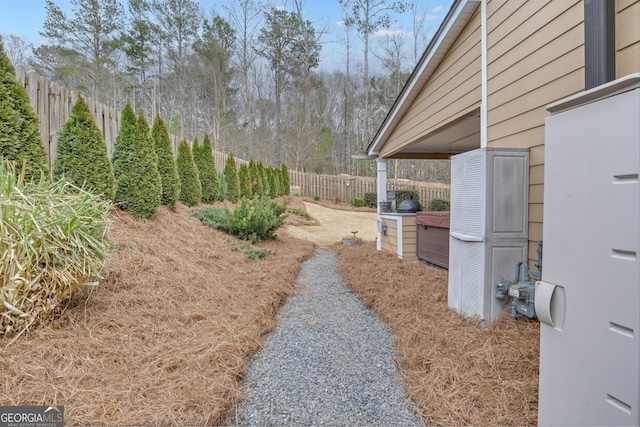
(535, 239), (543, 281)
(515, 261), (529, 283)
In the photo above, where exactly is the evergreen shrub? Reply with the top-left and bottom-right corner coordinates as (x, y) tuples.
(259, 162), (269, 197)
(111, 102), (136, 181)
(268, 167), (278, 198)
(353, 197), (364, 208)
(192, 205), (228, 231)
(217, 171), (227, 201)
(53, 95), (115, 200)
(114, 109), (162, 218)
(363, 192), (377, 208)
(176, 140), (202, 207)
(275, 168), (283, 196)
(244, 246), (273, 261)
(151, 113), (180, 210)
(193, 197), (287, 244)
(287, 206), (311, 220)
(194, 134), (220, 204)
(281, 163), (290, 195)
(249, 160), (263, 198)
(0, 40), (47, 179)
(429, 198), (450, 211)
(238, 163), (252, 199)
(224, 153), (240, 203)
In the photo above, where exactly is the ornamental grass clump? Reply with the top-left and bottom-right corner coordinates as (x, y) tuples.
(0, 160), (111, 338)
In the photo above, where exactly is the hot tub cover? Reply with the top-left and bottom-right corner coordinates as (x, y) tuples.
(415, 211), (450, 228)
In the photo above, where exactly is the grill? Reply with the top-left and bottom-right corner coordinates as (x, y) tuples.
(396, 195), (423, 213)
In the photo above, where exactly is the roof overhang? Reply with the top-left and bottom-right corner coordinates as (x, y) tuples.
(382, 110), (480, 159)
(367, 0), (481, 158)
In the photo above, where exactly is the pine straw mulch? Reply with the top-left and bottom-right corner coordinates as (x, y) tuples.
(333, 241), (540, 426)
(0, 203), (315, 426)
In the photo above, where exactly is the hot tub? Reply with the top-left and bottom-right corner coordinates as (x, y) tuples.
(415, 211), (450, 269)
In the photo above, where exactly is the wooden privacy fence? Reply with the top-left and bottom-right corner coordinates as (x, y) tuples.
(15, 67), (250, 173)
(16, 67), (448, 204)
(289, 171), (450, 206)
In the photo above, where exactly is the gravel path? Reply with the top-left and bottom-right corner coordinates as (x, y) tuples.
(228, 247), (423, 426)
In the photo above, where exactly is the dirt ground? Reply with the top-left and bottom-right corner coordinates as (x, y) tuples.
(1, 196), (538, 426)
(284, 201), (378, 246)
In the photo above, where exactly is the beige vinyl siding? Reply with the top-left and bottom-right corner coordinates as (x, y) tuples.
(380, 216), (417, 261)
(401, 216), (417, 261)
(486, 0), (583, 264)
(379, 8), (482, 158)
(380, 219), (398, 255)
(617, 0), (640, 77)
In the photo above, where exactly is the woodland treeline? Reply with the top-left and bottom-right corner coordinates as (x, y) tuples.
(2, 0), (450, 182)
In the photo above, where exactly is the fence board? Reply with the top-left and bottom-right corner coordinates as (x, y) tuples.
(26, 70), (38, 114)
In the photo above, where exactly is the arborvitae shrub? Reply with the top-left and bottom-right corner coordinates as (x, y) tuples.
(238, 163), (252, 199)
(259, 162), (269, 197)
(53, 95), (116, 200)
(191, 137), (202, 196)
(114, 110), (162, 218)
(274, 167), (283, 196)
(281, 163), (290, 195)
(268, 167), (278, 198)
(111, 102), (136, 182)
(176, 139), (202, 207)
(151, 113), (180, 210)
(250, 160), (263, 198)
(191, 137), (200, 157)
(0, 40), (47, 179)
(224, 153), (240, 203)
(193, 134), (219, 204)
(202, 134), (220, 202)
(217, 170), (227, 201)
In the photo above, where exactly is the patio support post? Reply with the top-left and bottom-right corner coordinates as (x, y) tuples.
(376, 157), (387, 251)
(376, 157), (387, 213)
